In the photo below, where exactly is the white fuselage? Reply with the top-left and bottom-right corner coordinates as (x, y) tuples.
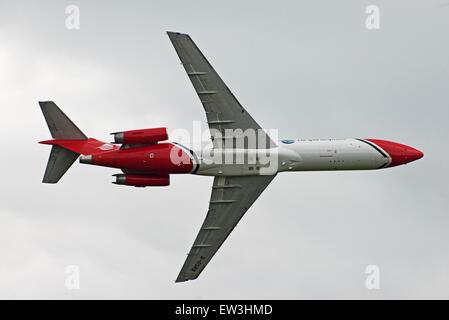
(193, 138), (391, 176)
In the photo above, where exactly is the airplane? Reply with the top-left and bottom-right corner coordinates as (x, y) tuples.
(38, 32), (423, 282)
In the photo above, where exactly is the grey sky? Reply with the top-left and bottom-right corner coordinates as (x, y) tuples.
(0, 0), (448, 298)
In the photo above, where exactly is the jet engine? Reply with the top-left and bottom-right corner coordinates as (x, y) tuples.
(113, 173), (169, 187)
(111, 127), (168, 144)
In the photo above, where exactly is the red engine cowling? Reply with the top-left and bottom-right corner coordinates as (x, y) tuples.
(113, 173), (169, 187)
(111, 128), (168, 144)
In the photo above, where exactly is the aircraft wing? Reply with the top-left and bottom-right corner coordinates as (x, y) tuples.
(176, 174), (276, 282)
(167, 32), (276, 149)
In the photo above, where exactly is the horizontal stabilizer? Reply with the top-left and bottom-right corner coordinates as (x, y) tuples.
(39, 101), (87, 140)
(42, 145), (79, 183)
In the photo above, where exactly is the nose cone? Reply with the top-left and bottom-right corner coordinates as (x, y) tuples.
(366, 139), (423, 167)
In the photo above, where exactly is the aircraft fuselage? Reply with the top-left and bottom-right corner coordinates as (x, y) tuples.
(192, 138), (423, 176)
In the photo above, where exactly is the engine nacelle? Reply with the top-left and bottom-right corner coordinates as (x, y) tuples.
(111, 127), (168, 144)
(113, 174), (169, 187)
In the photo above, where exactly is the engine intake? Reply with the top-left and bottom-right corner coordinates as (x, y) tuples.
(111, 127), (168, 144)
(113, 174), (169, 187)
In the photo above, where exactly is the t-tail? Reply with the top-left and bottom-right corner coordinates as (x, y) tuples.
(38, 101), (116, 183)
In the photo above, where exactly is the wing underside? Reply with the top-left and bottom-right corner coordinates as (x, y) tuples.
(176, 174), (276, 282)
(167, 32), (276, 149)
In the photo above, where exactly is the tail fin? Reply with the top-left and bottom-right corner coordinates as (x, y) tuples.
(39, 101), (87, 183)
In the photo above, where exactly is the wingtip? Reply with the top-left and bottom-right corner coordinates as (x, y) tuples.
(38, 101), (55, 111)
(42, 177), (58, 184)
(166, 31), (188, 37)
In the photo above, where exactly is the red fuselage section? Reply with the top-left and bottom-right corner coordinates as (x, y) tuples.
(82, 143), (194, 174)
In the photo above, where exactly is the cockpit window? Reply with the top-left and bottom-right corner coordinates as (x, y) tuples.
(281, 139), (295, 144)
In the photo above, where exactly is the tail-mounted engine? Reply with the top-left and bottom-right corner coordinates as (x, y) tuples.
(111, 127), (168, 144)
(79, 126), (195, 175)
(113, 173), (169, 187)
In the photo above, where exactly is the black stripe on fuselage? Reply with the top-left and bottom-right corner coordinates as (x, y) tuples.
(190, 150), (200, 174)
(356, 139), (389, 158)
(377, 162), (390, 169)
(172, 142), (200, 174)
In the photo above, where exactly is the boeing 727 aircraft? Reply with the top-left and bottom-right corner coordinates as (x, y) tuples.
(38, 32), (423, 282)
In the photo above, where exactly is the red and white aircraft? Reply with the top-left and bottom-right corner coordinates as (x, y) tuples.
(39, 32), (423, 282)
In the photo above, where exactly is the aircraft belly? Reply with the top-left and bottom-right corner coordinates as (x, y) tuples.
(279, 139), (389, 171)
(195, 163), (268, 176)
(193, 139), (390, 175)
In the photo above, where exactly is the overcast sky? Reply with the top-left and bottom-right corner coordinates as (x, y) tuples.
(0, 0), (448, 299)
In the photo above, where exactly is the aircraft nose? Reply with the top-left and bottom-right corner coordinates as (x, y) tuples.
(365, 139), (423, 167)
(412, 149), (424, 160)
